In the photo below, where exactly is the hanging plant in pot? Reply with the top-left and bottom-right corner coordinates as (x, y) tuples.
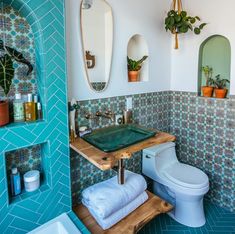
(164, 0), (206, 49)
(127, 56), (148, 82)
(213, 75), (230, 99)
(201, 66), (215, 97)
(0, 39), (33, 126)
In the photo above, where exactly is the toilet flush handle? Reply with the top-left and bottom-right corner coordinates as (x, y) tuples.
(145, 155), (151, 159)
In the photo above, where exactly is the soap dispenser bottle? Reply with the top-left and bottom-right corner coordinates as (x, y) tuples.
(25, 93), (36, 121)
(13, 93), (25, 122)
(10, 168), (21, 196)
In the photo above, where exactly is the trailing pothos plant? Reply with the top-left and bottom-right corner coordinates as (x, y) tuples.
(165, 10), (206, 49)
(0, 39), (33, 97)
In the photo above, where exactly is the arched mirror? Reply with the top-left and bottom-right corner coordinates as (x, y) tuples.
(80, 0), (113, 92)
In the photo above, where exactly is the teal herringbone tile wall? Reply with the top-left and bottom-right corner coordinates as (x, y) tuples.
(0, 0), (70, 233)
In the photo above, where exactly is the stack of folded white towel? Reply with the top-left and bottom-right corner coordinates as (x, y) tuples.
(82, 170), (148, 230)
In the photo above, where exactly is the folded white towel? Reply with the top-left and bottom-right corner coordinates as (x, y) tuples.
(82, 170), (147, 219)
(89, 191), (148, 230)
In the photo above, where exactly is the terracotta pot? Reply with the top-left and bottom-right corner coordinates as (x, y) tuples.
(128, 71), (139, 82)
(201, 86), (214, 97)
(214, 88), (227, 99)
(0, 101), (9, 126)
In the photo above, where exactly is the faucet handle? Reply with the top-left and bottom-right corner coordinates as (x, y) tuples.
(105, 110), (115, 115)
(85, 113), (92, 119)
(96, 111), (102, 117)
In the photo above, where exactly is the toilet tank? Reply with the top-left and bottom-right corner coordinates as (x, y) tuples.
(142, 142), (178, 180)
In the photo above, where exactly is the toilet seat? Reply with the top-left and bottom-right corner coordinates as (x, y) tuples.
(164, 163), (209, 189)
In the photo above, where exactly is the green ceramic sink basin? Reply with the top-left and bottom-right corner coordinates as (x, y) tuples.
(82, 124), (157, 152)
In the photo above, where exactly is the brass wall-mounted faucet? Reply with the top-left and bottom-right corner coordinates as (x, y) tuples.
(85, 110), (115, 122)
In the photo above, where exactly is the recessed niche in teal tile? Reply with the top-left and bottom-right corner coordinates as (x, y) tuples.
(5, 142), (51, 205)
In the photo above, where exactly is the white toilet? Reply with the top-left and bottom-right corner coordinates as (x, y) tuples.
(142, 142), (209, 227)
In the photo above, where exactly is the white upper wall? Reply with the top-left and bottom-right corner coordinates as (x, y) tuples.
(66, 0), (172, 101)
(170, 0), (235, 95)
(66, 0), (235, 99)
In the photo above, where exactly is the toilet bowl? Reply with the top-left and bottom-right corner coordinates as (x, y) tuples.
(142, 142), (209, 227)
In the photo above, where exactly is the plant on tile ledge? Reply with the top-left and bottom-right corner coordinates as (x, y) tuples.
(127, 56), (148, 82)
(201, 66), (215, 97)
(213, 75), (230, 99)
(165, 0), (206, 49)
(0, 39), (33, 126)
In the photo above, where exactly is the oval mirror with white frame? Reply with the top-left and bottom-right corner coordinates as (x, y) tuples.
(80, 0), (113, 92)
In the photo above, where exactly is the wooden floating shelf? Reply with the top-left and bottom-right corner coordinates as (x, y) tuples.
(70, 131), (176, 171)
(73, 191), (173, 234)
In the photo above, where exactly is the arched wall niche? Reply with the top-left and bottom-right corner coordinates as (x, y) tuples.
(127, 34), (149, 82)
(1, 0), (46, 117)
(198, 35), (231, 96)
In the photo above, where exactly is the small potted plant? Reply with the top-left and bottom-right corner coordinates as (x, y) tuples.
(213, 75), (230, 99)
(127, 56), (148, 82)
(201, 66), (215, 97)
(0, 39), (33, 126)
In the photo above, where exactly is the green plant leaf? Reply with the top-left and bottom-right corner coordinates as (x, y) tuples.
(169, 16), (175, 26)
(4, 46), (33, 75)
(195, 16), (201, 21)
(190, 18), (196, 24)
(194, 27), (201, 34)
(0, 54), (14, 96)
(168, 10), (175, 16)
(181, 11), (187, 18)
(165, 17), (171, 25)
(127, 56), (148, 71)
(199, 23), (207, 29)
(175, 15), (181, 22)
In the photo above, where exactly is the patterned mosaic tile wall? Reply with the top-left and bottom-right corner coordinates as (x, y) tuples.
(91, 82), (106, 92)
(169, 91), (235, 212)
(0, 6), (36, 100)
(71, 91), (235, 213)
(70, 91), (171, 204)
(6, 144), (41, 174)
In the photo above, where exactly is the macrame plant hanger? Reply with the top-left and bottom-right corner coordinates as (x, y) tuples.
(171, 0), (182, 49)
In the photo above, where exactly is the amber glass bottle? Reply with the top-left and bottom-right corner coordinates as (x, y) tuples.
(24, 94), (36, 121)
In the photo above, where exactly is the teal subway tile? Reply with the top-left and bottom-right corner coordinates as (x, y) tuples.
(9, 206), (41, 224)
(18, 199), (41, 212)
(11, 217), (36, 232)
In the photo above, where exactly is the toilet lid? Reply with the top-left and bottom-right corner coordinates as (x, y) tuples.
(164, 163), (209, 189)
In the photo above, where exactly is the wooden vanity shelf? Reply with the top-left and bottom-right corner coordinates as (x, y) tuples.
(70, 131), (176, 171)
(73, 191), (173, 234)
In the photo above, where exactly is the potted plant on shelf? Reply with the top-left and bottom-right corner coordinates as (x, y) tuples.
(201, 66), (215, 97)
(164, 0), (206, 49)
(127, 56), (148, 82)
(0, 39), (33, 126)
(213, 75), (230, 99)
